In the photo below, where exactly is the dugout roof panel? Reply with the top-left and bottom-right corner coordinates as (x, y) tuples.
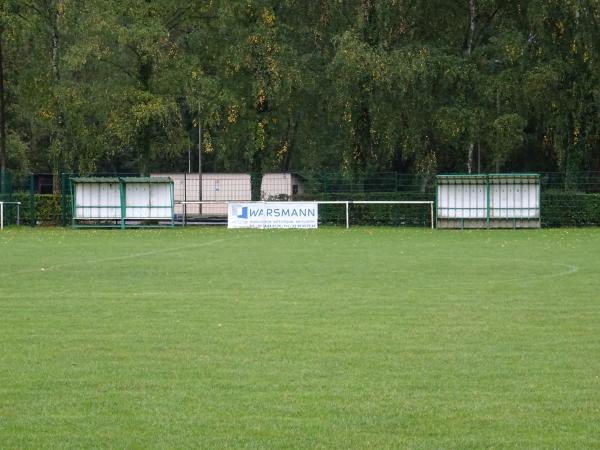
(436, 175), (487, 184)
(71, 176), (120, 183)
(72, 176), (173, 184)
(120, 177), (173, 183)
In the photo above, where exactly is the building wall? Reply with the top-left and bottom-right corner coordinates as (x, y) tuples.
(153, 173), (251, 216)
(260, 173), (305, 200)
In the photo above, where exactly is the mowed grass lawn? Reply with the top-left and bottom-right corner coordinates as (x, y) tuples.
(0, 227), (599, 449)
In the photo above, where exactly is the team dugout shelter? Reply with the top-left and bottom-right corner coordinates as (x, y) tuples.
(436, 173), (541, 229)
(70, 176), (175, 229)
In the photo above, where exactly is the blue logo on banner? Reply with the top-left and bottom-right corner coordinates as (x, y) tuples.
(237, 206), (248, 219)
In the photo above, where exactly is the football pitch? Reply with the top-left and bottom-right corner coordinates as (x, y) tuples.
(1, 227), (599, 449)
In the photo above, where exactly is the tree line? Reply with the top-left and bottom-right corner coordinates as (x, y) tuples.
(1, 0), (599, 183)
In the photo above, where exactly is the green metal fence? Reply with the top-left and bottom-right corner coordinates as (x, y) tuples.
(538, 172), (600, 227)
(0, 171), (36, 227)
(1, 170), (599, 228)
(307, 172), (600, 227)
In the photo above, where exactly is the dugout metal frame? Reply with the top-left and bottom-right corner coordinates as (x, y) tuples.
(70, 177), (175, 229)
(436, 174), (540, 229)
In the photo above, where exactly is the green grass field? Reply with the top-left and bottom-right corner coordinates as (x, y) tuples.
(1, 227), (599, 449)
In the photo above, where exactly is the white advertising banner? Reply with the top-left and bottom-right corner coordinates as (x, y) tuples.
(228, 202), (318, 229)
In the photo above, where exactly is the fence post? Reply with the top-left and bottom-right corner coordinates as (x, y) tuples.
(29, 174), (36, 227)
(485, 175), (490, 229)
(61, 173), (67, 226)
(119, 178), (126, 230)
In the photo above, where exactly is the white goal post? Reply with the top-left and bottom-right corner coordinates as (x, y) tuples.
(351, 201), (434, 229)
(0, 201), (21, 230)
(177, 200), (434, 229)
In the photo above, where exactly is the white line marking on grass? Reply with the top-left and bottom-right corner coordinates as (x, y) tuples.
(409, 261), (580, 289)
(528, 262), (579, 279)
(81, 238), (230, 265)
(485, 262), (579, 284)
(0, 237), (235, 278)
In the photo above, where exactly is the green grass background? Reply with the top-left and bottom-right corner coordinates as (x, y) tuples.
(1, 227), (599, 449)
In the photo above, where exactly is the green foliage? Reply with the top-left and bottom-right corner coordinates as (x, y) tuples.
(317, 200), (433, 227)
(2, 1), (600, 174)
(542, 191), (600, 227)
(488, 113), (527, 166)
(9, 193), (62, 225)
(34, 194), (62, 225)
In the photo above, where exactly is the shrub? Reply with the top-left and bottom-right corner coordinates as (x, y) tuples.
(8, 193), (62, 226)
(293, 191), (435, 226)
(541, 191), (600, 227)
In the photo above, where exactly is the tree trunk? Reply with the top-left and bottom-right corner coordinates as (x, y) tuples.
(465, 0), (476, 55)
(465, 0), (476, 173)
(467, 142), (474, 174)
(361, 0), (377, 45)
(281, 116), (298, 171)
(0, 23), (7, 190)
(51, 0), (65, 193)
(137, 129), (151, 176)
(353, 104), (371, 172)
(137, 59), (153, 174)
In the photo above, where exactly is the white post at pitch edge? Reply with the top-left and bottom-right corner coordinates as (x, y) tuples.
(345, 201), (349, 229)
(198, 103), (202, 217)
(431, 202), (434, 229)
(0, 202), (21, 230)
